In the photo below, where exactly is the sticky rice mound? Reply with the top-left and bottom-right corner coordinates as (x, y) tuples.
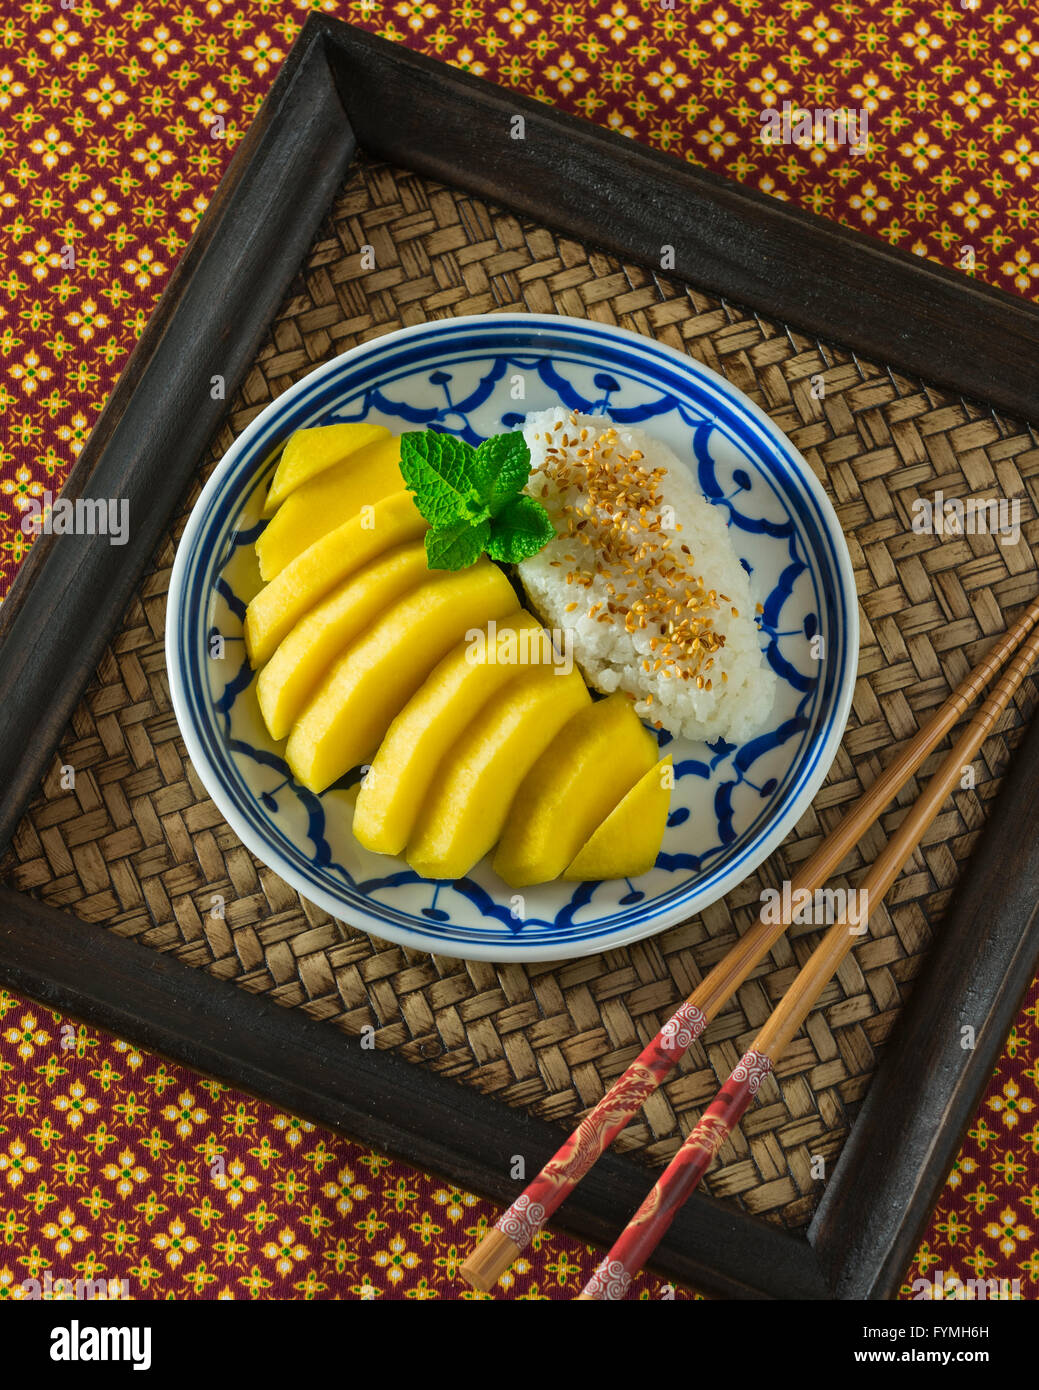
(517, 407), (776, 744)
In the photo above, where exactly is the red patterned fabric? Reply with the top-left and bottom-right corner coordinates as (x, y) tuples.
(0, 1), (1036, 1300)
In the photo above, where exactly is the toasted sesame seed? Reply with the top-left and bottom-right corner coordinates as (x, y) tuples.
(522, 416), (733, 686)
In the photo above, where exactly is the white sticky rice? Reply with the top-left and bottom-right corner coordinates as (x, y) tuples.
(517, 407), (775, 743)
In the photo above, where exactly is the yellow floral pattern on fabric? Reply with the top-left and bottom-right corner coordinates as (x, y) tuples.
(0, 0), (1036, 1299)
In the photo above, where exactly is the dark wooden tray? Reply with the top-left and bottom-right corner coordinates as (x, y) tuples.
(0, 16), (1037, 1300)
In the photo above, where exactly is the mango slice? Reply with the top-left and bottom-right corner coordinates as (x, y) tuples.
(244, 489), (425, 667)
(256, 435), (404, 581)
(353, 612), (555, 856)
(263, 421), (389, 516)
(256, 541), (431, 741)
(406, 665), (591, 881)
(285, 562), (518, 793)
(564, 756), (673, 881)
(492, 693), (658, 888)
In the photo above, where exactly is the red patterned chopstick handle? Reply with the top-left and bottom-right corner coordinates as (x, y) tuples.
(493, 1000), (708, 1252)
(579, 1050), (773, 1300)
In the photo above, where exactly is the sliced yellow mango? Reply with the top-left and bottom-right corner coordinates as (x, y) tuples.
(406, 665), (591, 881)
(564, 756), (673, 881)
(256, 541), (431, 741)
(353, 612), (555, 857)
(263, 421), (389, 516)
(492, 693), (658, 888)
(285, 562), (518, 793)
(244, 489), (425, 667)
(256, 435), (404, 581)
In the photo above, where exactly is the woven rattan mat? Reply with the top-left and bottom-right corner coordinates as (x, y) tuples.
(5, 156), (1038, 1231)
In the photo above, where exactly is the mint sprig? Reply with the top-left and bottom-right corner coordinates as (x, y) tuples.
(398, 428), (555, 569)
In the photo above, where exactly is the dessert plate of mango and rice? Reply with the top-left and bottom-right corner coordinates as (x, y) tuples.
(167, 314), (857, 962)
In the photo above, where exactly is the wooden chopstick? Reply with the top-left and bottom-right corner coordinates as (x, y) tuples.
(576, 617), (1039, 1299)
(460, 594), (1039, 1292)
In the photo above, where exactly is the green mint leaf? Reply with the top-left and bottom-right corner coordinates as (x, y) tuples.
(398, 428), (549, 571)
(486, 495), (556, 564)
(399, 431), (490, 529)
(425, 520), (490, 571)
(474, 432), (532, 515)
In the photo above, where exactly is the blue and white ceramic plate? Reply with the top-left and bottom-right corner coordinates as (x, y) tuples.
(167, 313), (858, 963)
